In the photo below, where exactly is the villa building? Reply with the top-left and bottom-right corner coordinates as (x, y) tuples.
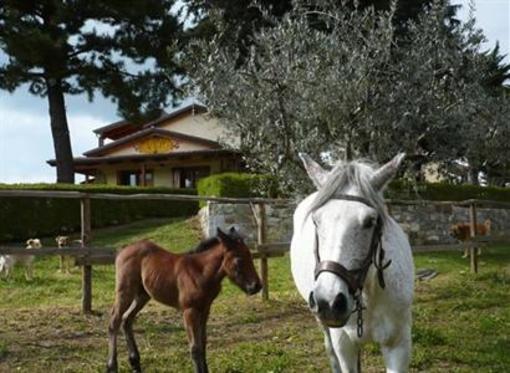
(48, 103), (242, 188)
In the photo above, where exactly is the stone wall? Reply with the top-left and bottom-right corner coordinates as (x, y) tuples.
(199, 202), (295, 243)
(199, 201), (510, 247)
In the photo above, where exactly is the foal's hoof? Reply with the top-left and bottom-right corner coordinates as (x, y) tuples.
(129, 355), (142, 372)
(106, 363), (118, 373)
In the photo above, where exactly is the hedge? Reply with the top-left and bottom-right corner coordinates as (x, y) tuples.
(197, 173), (278, 206)
(386, 181), (510, 202)
(0, 184), (198, 243)
(196, 173), (510, 203)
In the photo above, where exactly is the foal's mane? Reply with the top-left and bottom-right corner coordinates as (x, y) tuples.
(188, 236), (220, 254)
(187, 229), (243, 254)
(307, 159), (389, 223)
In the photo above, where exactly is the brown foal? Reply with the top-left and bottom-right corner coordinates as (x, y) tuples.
(106, 227), (262, 373)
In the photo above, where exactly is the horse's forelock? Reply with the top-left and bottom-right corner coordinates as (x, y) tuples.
(306, 159), (388, 223)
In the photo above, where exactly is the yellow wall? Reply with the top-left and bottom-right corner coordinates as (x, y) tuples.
(95, 158), (224, 187)
(423, 163), (446, 183)
(160, 113), (226, 141)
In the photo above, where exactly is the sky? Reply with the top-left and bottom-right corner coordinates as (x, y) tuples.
(0, 0), (509, 184)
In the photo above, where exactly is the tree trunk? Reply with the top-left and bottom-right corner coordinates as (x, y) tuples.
(46, 78), (75, 183)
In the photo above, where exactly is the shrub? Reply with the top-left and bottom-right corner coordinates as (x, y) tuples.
(387, 181), (510, 202)
(0, 184), (198, 243)
(197, 173), (279, 203)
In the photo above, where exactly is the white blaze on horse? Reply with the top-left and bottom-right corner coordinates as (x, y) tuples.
(290, 153), (414, 373)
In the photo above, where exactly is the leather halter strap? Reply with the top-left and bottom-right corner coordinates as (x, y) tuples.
(313, 194), (389, 295)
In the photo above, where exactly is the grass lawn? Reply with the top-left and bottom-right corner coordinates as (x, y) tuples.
(0, 217), (509, 372)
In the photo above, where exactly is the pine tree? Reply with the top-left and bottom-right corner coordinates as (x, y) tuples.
(0, 0), (184, 183)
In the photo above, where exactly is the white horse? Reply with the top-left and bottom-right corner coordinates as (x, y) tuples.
(290, 153), (414, 373)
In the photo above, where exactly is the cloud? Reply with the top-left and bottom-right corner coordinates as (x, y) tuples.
(0, 98), (112, 183)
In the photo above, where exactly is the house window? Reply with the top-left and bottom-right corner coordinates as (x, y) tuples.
(118, 169), (153, 186)
(172, 167), (210, 188)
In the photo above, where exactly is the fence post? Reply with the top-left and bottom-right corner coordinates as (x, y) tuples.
(469, 202), (478, 274)
(253, 203), (269, 301)
(81, 196), (93, 314)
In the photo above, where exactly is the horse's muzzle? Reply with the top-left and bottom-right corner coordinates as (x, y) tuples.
(309, 291), (350, 328)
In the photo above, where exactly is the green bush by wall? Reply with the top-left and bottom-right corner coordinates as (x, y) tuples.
(197, 173), (278, 205)
(0, 184), (198, 243)
(197, 173), (510, 203)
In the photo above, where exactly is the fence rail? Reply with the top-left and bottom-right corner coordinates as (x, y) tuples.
(1, 189), (509, 313)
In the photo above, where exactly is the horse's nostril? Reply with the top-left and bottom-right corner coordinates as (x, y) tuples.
(332, 293), (348, 315)
(308, 291), (317, 311)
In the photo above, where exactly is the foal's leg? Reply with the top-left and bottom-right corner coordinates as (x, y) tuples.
(107, 292), (135, 373)
(122, 291), (150, 373)
(329, 328), (360, 373)
(183, 307), (209, 373)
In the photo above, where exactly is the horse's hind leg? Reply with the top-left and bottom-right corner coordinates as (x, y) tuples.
(122, 291), (150, 373)
(107, 291), (135, 373)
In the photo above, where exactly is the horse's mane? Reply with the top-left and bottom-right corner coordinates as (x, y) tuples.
(307, 159), (389, 223)
(188, 236), (220, 254)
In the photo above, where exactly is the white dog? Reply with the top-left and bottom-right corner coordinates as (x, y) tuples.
(0, 238), (42, 280)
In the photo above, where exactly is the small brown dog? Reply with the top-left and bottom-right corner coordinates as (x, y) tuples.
(55, 235), (72, 273)
(450, 219), (491, 257)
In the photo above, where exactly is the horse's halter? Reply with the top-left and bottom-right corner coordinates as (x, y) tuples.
(312, 194), (391, 337)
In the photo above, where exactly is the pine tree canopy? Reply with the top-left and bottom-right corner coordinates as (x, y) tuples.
(0, 0), (185, 121)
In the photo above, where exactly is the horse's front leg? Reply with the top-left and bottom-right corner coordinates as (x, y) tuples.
(183, 307), (209, 373)
(329, 328), (360, 373)
(381, 327), (411, 373)
(318, 322), (341, 372)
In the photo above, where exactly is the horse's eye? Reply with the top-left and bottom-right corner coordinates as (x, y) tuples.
(363, 217), (376, 229)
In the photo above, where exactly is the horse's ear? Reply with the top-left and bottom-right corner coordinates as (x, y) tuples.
(299, 153), (328, 189)
(370, 153), (406, 191)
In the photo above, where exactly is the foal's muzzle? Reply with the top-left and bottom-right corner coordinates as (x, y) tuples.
(246, 281), (262, 295)
(308, 291), (350, 328)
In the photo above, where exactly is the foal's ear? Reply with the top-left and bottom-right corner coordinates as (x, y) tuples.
(299, 153), (329, 189)
(370, 153), (406, 191)
(217, 227), (226, 239)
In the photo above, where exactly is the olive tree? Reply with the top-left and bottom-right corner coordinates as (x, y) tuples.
(186, 0), (509, 192)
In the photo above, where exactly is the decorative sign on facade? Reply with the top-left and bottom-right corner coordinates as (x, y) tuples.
(135, 137), (179, 154)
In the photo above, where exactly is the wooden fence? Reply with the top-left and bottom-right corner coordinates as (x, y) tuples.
(0, 190), (509, 314)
